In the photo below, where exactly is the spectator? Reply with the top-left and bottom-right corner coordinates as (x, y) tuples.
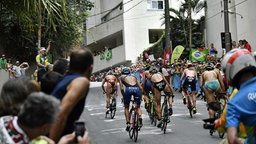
(36, 40), (51, 82)
(53, 58), (69, 75)
(232, 41), (237, 49)
(41, 71), (63, 94)
(12, 61), (22, 78)
(243, 39), (252, 52)
(0, 77), (40, 116)
(20, 62), (29, 77)
(0, 92), (60, 144)
(238, 40), (244, 49)
(0, 54), (7, 70)
(50, 48), (94, 142)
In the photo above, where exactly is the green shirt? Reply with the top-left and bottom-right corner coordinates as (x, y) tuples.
(0, 58), (7, 69)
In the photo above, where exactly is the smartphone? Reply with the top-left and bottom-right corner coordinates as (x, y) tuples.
(74, 121), (85, 142)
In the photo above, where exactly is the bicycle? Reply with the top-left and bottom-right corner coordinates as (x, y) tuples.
(105, 92), (116, 119)
(185, 84), (193, 118)
(128, 95), (140, 142)
(148, 91), (157, 126)
(203, 92), (228, 138)
(161, 92), (171, 134)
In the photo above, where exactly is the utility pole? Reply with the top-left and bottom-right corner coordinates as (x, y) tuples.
(223, 0), (231, 52)
(164, 0), (171, 53)
(188, 0), (192, 50)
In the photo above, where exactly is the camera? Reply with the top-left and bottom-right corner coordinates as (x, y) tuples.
(203, 123), (215, 130)
(74, 121), (86, 143)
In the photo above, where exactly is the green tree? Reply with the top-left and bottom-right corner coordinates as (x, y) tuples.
(180, 0), (206, 50)
(0, 0), (94, 63)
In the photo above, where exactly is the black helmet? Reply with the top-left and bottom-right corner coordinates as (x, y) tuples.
(121, 67), (130, 74)
(204, 63), (214, 70)
(149, 66), (158, 74)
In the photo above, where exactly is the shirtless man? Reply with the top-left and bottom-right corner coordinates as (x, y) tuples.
(118, 67), (143, 131)
(149, 66), (174, 128)
(101, 71), (118, 113)
(180, 62), (198, 113)
(141, 68), (152, 112)
(200, 63), (225, 118)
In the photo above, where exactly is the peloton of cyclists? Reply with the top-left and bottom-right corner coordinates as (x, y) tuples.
(149, 66), (174, 128)
(101, 71), (118, 114)
(118, 67), (143, 131)
(180, 62), (198, 114)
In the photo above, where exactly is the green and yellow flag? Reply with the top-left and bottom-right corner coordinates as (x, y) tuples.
(105, 50), (112, 60)
(189, 48), (208, 62)
(171, 45), (185, 63)
(100, 52), (105, 60)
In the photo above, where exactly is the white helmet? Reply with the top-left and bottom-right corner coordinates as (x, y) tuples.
(221, 48), (256, 86)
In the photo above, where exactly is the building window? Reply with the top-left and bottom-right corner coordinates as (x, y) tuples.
(147, 0), (164, 10)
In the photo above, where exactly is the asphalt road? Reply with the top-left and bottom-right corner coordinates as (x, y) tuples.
(79, 82), (224, 144)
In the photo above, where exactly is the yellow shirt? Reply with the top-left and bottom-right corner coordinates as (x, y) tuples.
(215, 89), (247, 138)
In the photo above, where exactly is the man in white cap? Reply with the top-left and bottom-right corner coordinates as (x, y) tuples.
(35, 40), (51, 82)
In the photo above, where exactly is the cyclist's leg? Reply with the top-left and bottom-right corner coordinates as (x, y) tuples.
(205, 88), (215, 118)
(153, 89), (161, 120)
(153, 88), (162, 127)
(124, 89), (132, 131)
(134, 88), (143, 127)
(164, 86), (173, 115)
(181, 79), (188, 104)
(106, 83), (112, 109)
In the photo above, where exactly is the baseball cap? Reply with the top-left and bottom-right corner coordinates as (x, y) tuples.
(40, 47), (46, 52)
(16, 61), (20, 64)
(2, 54), (5, 57)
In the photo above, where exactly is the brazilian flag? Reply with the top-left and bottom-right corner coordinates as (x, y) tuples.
(189, 48), (208, 62)
(100, 52), (105, 60)
(105, 50), (112, 60)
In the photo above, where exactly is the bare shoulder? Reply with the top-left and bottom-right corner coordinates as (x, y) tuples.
(71, 77), (90, 88)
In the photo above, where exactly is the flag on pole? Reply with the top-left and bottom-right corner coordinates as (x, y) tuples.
(171, 45), (185, 63)
(189, 48), (208, 62)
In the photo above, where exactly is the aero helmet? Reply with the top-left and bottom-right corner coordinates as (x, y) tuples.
(186, 62), (193, 68)
(149, 66), (159, 74)
(204, 63), (214, 70)
(121, 67), (130, 75)
(221, 48), (256, 85)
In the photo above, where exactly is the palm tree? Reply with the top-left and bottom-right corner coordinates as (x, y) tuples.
(180, 0), (206, 49)
(1, 0), (66, 49)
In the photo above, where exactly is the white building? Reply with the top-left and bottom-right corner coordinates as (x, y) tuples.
(206, 0), (256, 57)
(86, 0), (173, 73)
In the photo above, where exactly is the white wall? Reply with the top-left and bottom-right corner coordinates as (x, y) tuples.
(123, 0), (166, 63)
(92, 45), (126, 73)
(235, 0), (256, 50)
(206, 0), (256, 55)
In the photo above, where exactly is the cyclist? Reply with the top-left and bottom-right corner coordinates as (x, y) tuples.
(180, 62), (198, 114)
(101, 71), (118, 113)
(221, 48), (256, 144)
(149, 66), (174, 128)
(200, 63), (225, 119)
(141, 66), (152, 112)
(118, 67), (143, 131)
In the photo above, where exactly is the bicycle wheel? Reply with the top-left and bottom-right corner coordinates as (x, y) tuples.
(129, 110), (134, 139)
(133, 112), (139, 142)
(129, 127), (134, 139)
(218, 131), (225, 138)
(110, 101), (116, 119)
(150, 101), (154, 125)
(153, 106), (157, 126)
(161, 101), (168, 133)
